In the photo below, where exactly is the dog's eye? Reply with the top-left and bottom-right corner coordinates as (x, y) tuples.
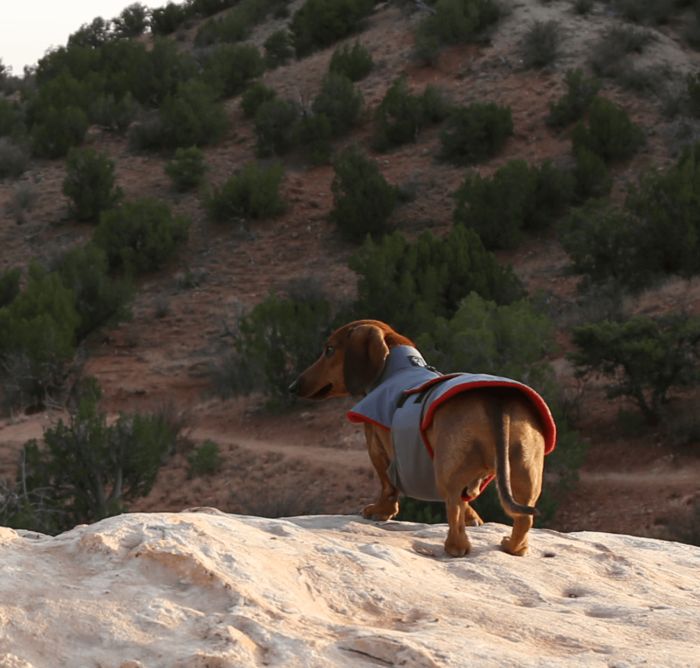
(325, 345), (335, 358)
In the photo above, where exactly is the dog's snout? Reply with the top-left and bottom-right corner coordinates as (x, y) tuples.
(289, 379), (300, 395)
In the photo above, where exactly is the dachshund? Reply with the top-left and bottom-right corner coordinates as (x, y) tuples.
(289, 320), (556, 557)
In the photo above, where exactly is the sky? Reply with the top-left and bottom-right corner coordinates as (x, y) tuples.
(0, 0), (168, 75)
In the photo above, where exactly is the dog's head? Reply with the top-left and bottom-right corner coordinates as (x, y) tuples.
(289, 320), (414, 400)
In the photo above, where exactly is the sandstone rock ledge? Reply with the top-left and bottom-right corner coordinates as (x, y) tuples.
(1, 511), (699, 668)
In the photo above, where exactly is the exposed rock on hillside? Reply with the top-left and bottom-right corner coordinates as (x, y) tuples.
(1, 510), (699, 667)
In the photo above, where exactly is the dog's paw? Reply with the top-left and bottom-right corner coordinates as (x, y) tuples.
(362, 502), (398, 521)
(501, 536), (529, 556)
(444, 533), (471, 557)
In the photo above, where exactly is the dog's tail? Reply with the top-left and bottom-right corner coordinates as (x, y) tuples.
(494, 397), (540, 518)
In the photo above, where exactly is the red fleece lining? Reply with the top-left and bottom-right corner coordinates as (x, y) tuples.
(347, 412), (390, 429)
(419, 381), (557, 456)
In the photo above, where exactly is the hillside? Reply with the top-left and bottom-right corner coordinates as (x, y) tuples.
(1, 0), (700, 543)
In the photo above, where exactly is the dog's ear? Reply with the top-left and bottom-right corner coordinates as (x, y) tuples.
(343, 323), (389, 395)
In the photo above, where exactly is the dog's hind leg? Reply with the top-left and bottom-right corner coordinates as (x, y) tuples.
(443, 494), (472, 556)
(361, 423), (400, 521)
(499, 406), (545, 556)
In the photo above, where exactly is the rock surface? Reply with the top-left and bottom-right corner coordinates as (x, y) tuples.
(1, 510), (699, 667)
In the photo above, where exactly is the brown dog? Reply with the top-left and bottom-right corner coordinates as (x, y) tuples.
(289, 320), (556, 557)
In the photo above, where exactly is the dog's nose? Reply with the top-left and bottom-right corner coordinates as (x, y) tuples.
(289, 379), (300, 395)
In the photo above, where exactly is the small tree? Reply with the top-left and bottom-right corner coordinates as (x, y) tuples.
(330, 147), (398, 243)
(569, 314), (700, 423)
(56, 244), (135, 341)
(264, 30), (294, 69)
(30, 105), (89, 159)
(439, 102), (513, 166)
(311, 72), (364, 135)
(289, 0), (375, 58)
(546, 68), (602, 127)
(349, 227), (524, 339)
(453, 158), (573, 250)
(9, 382), (175, 533)
(158, 79), (230, 149)
(571, 97), (644, 162)
(240, 82), (277, 118)
(204, 163), (286, 222)
(202, 43), (266, 98)
(62, 147), (124, 222)
(373, 76), (448, 151)
(94, 198), (192, 274)
(164, 146), (209, 192)
(254, 98), (300, 157)
(236, 289), (333, 408)
(329, 39), (374, 81)
(112, 3), (149, 38)
(0, 262), (80, 364)
(573, 147), (613, 201)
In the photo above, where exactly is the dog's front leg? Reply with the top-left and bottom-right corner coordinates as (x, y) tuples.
(361, 423), (400, 521)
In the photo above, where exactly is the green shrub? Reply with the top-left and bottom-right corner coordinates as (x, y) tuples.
(0, 98), (23, 138)
(164, 146), (209, 192)
(453, 159), (573, 250)
(573, 147), (613, 201)
(194, 0), (276, 46)
(416, 291), (556, 382)
(88, 92), (142, 135)
(415, 0), (500, 48)
(61, 147), (124, 222)
(372, 76), (448, 151)
(128, 112), (164, 152)
(624, 145), (700, 278)
(329, 39), (374, 81)
(521, 20), (560, 68)
(56, 244), (135, 341)
(329, 147), (398, 243)
(241, 82), (278, 117)
(203, 163), (286, 222)
(0, 137), (30, 179)
(0, 269), (21, 308)
(348, 226), (524, 339)
(202, 44), (266, 98)
(10, 387), (175, 533)
(569, 313), (700, 423)
(254, 98), (300, 157)
(264, 30), (294, 69)
(187, 440), (224, 476)
(560, 143), (700, 290)
(149, 2), (188, 35)
(112, 3), (149, 38)
(295, 113), (333, 163)
(158, 79), (230, 149)
(290, 0), (375, 58)
(558, 200), (643, 290)
(68, 17), (114, 49)
(0, 262), (80, 363)
(236, 289), (333, 408)
(545, 68), (602, 127)
(571, 97), (645, 162)
(438, 102), (513, 166)
(30, 105), (89, 159)
(311, 72), (364, 135)
(94, 198), (192, 274)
